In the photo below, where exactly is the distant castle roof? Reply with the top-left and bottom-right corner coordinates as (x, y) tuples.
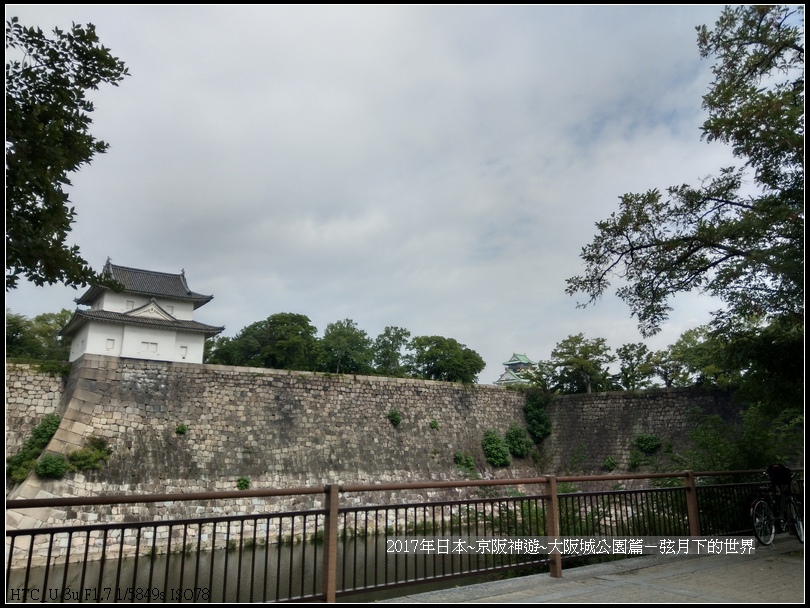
(494, 368), (531, 386)
(75, 260), (214, 309)
(502, 353), (535, 366)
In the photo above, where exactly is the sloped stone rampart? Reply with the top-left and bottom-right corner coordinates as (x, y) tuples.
(6, 355), (738, 506)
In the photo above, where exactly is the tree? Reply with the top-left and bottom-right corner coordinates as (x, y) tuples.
(549, 333), (615, 394)
(205, 313), (320, 370)
(372, 326), (411, 377)
(565, 6), (803, 339)
(405, 336), (485, 383)
(649, 347), (690, 388)
(6, 310), (44, 358)
(615, 342), (656, 391)
(262, 313), (321, 371)
(319, 318), (373, 375)
(6, 17), (130, 290)
(6, 308), (72, 360)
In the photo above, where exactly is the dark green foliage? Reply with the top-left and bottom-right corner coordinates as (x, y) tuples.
(237, 476), (251, 490)
(34, 453), (69, 478)
(549, 334), (616, 393)
(7, 413), (60, 483)
(373, 326), (411, 377)
(523, 388), (552, 444)
(633, 434), (662, 455)
(615, 342), (656, 390)
(36, 361), (72, 378)
(205, 313), (321, 370)
(386, 409), (402, 427)
(505, 423), (532, 458)
(602, 456), (617, 472)
(67, 436), (112, 471)
(5, 309), (73, 361)
(320, 318), (374, 374)
(5, 17), (129, 290)
(482, 429), (511, 468)
(175, 424), (188, 435)
(671, 405), (803, 473)
(405, 335), (485, 383)
(453, 451), (479, 479)
(429, 419), (439, 430)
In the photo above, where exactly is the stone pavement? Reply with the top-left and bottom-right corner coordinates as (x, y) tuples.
(380, 536), (804, 603)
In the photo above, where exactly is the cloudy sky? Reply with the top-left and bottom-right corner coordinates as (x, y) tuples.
(6, 5), (739, 383)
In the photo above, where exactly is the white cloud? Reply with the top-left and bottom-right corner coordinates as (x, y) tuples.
(6, 5), (734, 382)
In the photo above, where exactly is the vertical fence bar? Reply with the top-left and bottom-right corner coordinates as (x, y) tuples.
(683, 471), (701, 536)
(321, 484), (339, 603)
(545, 476), (562, 578)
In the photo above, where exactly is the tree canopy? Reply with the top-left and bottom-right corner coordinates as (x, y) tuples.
(547, 333), (615, 394)
(6, 308), (72, 360)
(405, 335), (486, 384)
(566, 5), (804, 338)
(320, 318), (374, 374)
(205, 313), (320, 370)
(5, 17), (129, 290)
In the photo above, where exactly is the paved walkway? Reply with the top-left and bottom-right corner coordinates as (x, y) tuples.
(380, 536), (804, 603)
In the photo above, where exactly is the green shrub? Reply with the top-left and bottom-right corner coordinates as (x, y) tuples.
(453, 450), (479, 479)
(34, 453), (69, 479)
(603, 456), (617, 472)
(35, 361), (72, 378)
(505, 423), (532, 458)
(429, 419), (439, 430)
(237, 476), (251, 490)
(386, 409), (402, 427)
(482, 429), (511, 468)
(67, 436), (112, 471)
(175, 424), (188, 435)
(628, 450), (643, 471)
(523, 388), (552, 443)
(7, 413), (61, 483)
(634, 434), (662, 455)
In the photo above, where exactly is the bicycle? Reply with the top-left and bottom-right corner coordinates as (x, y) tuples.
(750, 463), (803, 546)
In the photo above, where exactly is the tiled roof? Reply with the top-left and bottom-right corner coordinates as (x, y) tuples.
(502, 353), (535, 366)
(59, 310), (224, 337)
(493, 369), (530, 385)
(75, 260), (214, 309)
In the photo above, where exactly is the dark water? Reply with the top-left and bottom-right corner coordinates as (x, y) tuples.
(6, 537), (536, 603)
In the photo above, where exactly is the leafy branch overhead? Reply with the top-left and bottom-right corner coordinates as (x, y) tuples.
(566, 5), (804, 338)
(5, 17), (130, 290)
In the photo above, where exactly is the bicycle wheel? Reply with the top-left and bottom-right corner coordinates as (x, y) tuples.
(752, 499), (776, 545)
(787, 498), (803, 543)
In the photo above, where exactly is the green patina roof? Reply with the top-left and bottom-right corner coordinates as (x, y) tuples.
(502, 353), (535, 366)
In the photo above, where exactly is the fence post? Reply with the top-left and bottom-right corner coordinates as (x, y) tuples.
(545, 475), (562, 578)
(683, 471), (701, 536)
(322, 484), (340, 602)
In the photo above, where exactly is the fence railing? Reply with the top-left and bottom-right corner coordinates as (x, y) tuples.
(6, 470), (795, 603)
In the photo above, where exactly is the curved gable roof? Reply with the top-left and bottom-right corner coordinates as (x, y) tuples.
(76, 260), (214, 309)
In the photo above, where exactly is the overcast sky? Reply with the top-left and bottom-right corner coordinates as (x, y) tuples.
(6, 5), (739, 384)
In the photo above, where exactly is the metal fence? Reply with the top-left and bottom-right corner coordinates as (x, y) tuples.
(6, 470), (795, 603)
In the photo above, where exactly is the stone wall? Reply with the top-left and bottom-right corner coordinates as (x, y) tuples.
(6, 355), (739, 505)
(5, 363), (66, 455)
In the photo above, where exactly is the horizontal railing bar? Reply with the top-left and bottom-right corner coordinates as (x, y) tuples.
(6, 486), (327, 510)
(5, 509), (329, 538)
(340, 477), (550, 493)
(9, 470), (784, 510)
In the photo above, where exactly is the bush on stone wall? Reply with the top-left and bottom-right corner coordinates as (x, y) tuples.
(523, 388), (552, 444)
(67, 437), (113, 471)
(482, 429), (511, 468)
(34, 453), (69, 478)
(7, 413), (61, 483)
(505, 423), (533, 458)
